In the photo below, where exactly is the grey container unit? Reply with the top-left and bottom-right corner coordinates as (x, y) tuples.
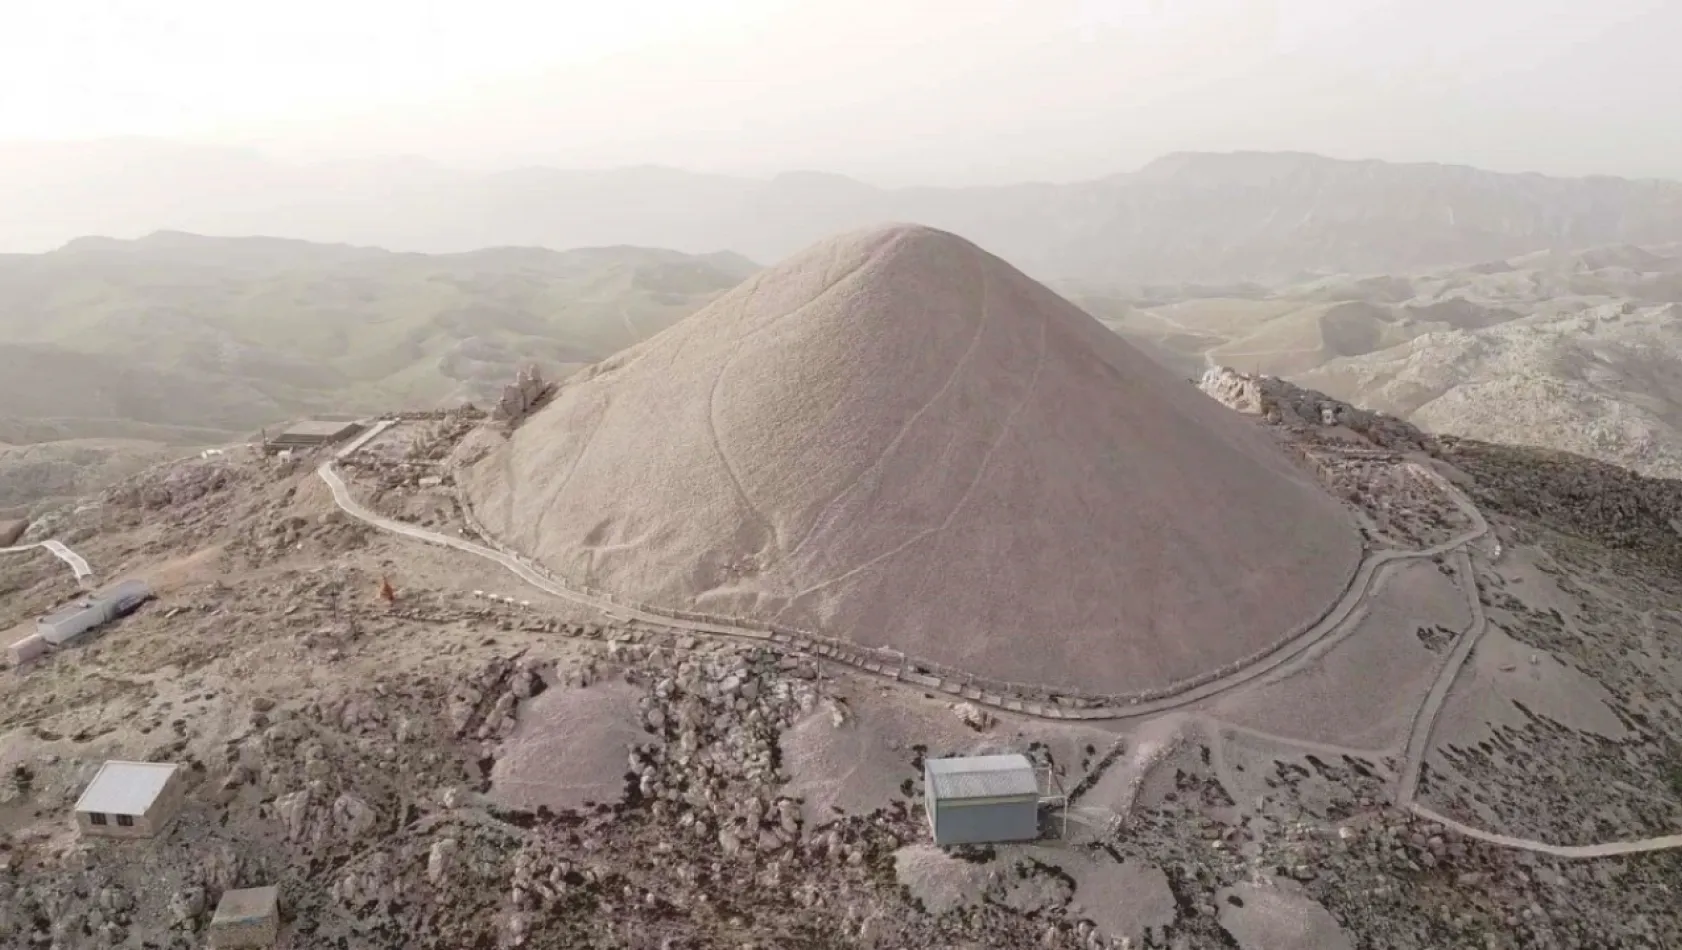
(923, 753), (1042, 846)
(36, 579), (154, 646)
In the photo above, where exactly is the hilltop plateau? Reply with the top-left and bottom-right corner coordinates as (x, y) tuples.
(2, 231), (1680, 948)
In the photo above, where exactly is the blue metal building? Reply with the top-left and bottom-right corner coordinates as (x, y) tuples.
(923, 753), (1042, 846)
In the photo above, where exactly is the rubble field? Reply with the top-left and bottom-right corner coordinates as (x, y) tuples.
(0, 372), (1680, 948)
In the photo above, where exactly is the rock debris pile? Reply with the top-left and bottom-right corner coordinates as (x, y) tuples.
(466, 224), (1362, 697)
(1202, 366), (1682, 566)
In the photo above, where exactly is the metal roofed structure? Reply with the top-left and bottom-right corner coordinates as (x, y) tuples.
(261, 419), (363, 454)
(926, 754), (1041, 800)
(277, 420), (361, 439)
(73, 760), (186, 839)
(37, 579), (153, 646)
(923, 753), (1047, 846)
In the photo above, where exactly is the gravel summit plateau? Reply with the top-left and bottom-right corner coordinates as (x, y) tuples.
(8, 223), (1682, 950)
(463, 224), (1362, 697)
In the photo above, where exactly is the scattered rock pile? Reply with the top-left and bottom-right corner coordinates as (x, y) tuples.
(106, 457), (245, 512)
(491, 365), (551, 427)
(1201, 366), (1682, 566)
(447, 654), (550, 742)
(1200, 366), (1435, 452)
(408, 416), (479, 462)
(1441, 441), (1682, 566)
(628, 648), (822, 851)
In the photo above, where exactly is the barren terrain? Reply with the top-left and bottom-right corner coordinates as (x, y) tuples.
(1084, 243), (1682, 480)
(464, 225), (1362, 698)
(3, 243), (1682, 947)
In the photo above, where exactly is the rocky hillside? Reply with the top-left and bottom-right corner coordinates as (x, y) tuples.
(4, 385), (1682, 948)
(0, 234), (757, 510)
(1091, 244), (1682, 480)
(1289, 246), (1682, 479)
(0, 439), (179, 513)
(1200, 366), (1682, 570)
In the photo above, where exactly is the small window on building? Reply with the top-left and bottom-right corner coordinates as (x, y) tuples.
(115, 814), (134, 827)
(89, 812), (107, 825)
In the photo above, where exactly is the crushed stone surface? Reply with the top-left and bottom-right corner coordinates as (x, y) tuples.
(466, 224), (1362, 696)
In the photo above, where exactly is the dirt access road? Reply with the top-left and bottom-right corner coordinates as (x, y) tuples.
(317, 456), (1479, 720)
(316, 452), (1682, 860)
(0, 539), (93, 584)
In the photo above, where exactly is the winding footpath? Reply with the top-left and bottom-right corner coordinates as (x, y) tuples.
(318, 457), (1479, 720)
(317, 450), (1682, 860)
(0, 539), (94, 584)
(1393, 547), (1484, 808)
(318, 461), (772, 645)
(1388, 538), (1682, 858)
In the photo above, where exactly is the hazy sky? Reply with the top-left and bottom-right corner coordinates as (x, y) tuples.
(3, 0), (1679, 184)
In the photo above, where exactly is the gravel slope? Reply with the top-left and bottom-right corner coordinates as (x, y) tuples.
(1298, 303), (1682, 478)
(465, 224), (1361, 696)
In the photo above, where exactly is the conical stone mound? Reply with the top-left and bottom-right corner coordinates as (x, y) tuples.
(463, 224), (1362, 696)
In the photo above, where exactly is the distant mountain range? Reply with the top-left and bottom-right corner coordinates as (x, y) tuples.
(0, 232), (758, 511)
(8, 146), (1682, 512)
(7, 142), (1682, 284)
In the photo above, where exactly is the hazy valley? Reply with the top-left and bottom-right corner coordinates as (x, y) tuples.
(10, 151), (1682, 512)
(0, 232), (756, 511)
(9, 142), (1682, 284)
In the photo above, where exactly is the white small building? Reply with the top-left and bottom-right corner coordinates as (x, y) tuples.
(73, 760), (186, 839)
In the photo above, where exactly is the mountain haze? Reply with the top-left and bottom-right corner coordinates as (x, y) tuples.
(7, 143), (1682, 283)
(1088, 242), (1682, 480)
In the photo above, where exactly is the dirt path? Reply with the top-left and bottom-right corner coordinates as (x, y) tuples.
(1393, 548), (1484, 806)
(1381, 508), (1682, 858)
(319, 456), (1478, 721)
(1405, 807), (1682, 858)
(317, 462), (773, 645)
(320, 450), (1682, 859)
(0, 539), (93, 583)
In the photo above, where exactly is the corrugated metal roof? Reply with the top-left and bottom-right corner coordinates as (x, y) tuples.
(926, 753), (1039, 801)
(275, 420), (360, 440)
(40, 598), (97, 626)
(74, 761), (178, 816)
(39, 581), (150, 630)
